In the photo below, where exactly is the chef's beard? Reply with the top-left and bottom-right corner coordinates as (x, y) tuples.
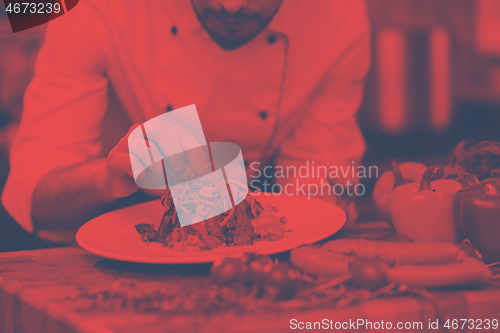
(194, 7), (274, 50)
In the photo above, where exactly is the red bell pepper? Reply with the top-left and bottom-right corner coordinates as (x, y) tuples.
(372, 160), (427, 220)
(389, 166), (463, 242)
(454, 171), (500, 264)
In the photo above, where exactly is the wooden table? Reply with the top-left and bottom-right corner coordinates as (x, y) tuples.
(1, 225), (500, 333)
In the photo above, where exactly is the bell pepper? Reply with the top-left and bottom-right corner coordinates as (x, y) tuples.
(454, 172), (500, 264)
(389, 166), (463, 242)
(372, 160), (427, 220)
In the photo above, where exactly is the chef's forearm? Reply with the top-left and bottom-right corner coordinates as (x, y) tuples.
(31, 158), (116, 230)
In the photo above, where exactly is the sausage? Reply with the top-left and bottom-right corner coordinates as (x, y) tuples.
(387, 256), (491, 288)
(291, 243), (491, 288)
(322, 240), (461, 264)
(290, 245), (350, 277)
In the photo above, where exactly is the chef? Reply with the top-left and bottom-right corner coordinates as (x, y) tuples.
(3, 0), (370, 236)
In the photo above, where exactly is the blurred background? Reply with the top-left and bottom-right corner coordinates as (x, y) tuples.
(1, 0), (499, 251)
(359, 0), (500, 162)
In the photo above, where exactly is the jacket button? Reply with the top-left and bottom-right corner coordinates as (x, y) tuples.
(171, 26), (178, 35)
(166, 105), (173, 112)
(267, 34), (277, 44)
(259, 111), (268, 120)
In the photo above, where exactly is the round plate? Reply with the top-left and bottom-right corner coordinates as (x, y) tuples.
(76, 194), (346, 264)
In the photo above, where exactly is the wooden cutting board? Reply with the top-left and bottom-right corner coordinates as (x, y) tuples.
(1, 247), (499, 333)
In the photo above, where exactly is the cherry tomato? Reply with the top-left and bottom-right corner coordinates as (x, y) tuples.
(238, 253), (274, 285)
(210, 258), (247, 286)
(247, 256), (274, 283)
(388, 235), (414, 243)
(263, 263), (300, 300)
(348, 257), (389, 290)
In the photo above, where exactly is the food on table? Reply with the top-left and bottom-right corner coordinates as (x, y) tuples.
(210, 254), (301, 300)
(370, 141), (500, 245)
(321, 239), (461, 264)
(244, 254), (274, 282)
(348, 257), (389, 290)
(454, 176), (500, 264)
(75, 239), (494, 315)
(455, 172), (480, 188)
(211, 257), (248, 286)
(290, 239), (491, 288)
(443, 140), (500, 181)
(389, 166), (463, 242)
(251, 206), (288, 241)
(134, 194), (287, 251)
(134, 223), (157, 242)
(386, 256), (491, 288)
(263, 262), (301, 300)
(372, 160), (427, 220)
(290, 245), (351, 277)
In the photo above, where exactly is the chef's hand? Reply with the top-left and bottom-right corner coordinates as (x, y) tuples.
(105, 123), (210, 198)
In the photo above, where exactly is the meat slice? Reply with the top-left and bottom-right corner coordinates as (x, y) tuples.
(205, 215), (226, 242)
(250, 203), (285, 241)
(230, 200), (254, 245)
(156, 201), (177, 244)
(134, 224), (157, 242)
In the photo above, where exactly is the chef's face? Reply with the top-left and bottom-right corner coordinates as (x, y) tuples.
(191, 0), (282, 50)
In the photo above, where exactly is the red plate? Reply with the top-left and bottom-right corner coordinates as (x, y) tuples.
(76, 194), (346, 264)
